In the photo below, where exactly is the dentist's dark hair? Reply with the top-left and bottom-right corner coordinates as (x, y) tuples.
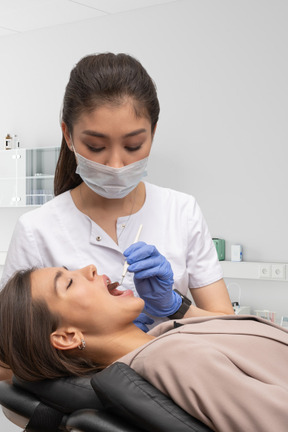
(54, 52), (160, 196)
(0, 269), (101, 381)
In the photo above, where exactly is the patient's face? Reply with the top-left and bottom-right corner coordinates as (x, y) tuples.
(31, 265), (144, 334)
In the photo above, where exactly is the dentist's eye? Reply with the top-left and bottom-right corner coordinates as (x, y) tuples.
(85, 144), (105, 152)
(125, 144), (142, 152)
(88, 147), (105, 153)
(67, 278), (73, 289)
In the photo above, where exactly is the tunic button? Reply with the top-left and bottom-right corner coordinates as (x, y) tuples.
(96, 236), (102, 241)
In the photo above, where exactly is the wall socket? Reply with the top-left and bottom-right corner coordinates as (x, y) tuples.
(271, 264), (286, 280)
(259, 264), (271, 278)
(259, 263), (286, 280)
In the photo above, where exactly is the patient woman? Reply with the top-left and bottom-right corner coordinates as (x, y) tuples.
(0, 265), (288, 432)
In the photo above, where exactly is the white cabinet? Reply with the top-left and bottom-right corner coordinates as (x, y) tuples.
(0, 147), (60, 207)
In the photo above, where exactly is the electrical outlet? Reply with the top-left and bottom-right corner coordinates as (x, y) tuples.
(271, 264), (286, 280)
(258, 264), (271, 279)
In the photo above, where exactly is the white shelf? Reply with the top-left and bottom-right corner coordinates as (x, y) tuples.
(26, 175), (54, 179)
(221, 261), (288, 282)
(1, 254), (287, 282)
(0, 175), (54, 180)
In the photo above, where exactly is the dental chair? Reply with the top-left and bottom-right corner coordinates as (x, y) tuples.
(0, 362), (212, 432)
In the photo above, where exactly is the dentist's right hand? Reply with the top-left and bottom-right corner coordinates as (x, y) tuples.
(123, 242), (182, 317)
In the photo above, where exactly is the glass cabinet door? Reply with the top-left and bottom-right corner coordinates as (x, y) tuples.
(0, 149), (26, 206)
(26, 147), (60, 205)
(0, 147), (60, 207)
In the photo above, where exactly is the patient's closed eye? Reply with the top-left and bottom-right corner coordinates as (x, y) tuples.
(67, 279), (73, 289)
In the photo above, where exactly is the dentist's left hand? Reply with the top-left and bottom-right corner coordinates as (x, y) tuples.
(124, 242), (182, 317)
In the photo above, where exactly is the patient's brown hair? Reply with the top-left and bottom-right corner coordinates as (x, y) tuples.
(0, 269), (100, 381)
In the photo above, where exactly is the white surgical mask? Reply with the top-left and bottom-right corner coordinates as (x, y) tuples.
(74, 152), (148, 199)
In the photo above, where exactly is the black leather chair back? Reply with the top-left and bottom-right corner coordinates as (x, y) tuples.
(0, 362), (212, 432)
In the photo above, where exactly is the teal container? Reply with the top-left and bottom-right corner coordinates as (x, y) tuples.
(212, 238), (225, 261)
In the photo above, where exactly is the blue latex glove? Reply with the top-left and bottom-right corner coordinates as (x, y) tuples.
(124, 241), (182, 317)
(133, 313), (154, 332)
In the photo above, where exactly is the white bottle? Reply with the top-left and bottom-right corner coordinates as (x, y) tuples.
(231, 244), (243, 262)
(13, 134), (20, 148)
(5, 134), (12, 150)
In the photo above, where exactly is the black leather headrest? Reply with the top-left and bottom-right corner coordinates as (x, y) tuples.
(13, 374), (103, 414)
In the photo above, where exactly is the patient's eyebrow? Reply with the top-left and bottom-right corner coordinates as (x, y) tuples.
(54, 270), (63, 294)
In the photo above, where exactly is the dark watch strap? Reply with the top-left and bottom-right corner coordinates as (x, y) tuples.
(168, 289), (192, 320)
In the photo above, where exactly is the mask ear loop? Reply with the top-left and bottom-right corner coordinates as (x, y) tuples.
(69, 135), (78, 165)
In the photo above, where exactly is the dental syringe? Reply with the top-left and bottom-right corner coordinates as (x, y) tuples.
(120, 224), (143, 285)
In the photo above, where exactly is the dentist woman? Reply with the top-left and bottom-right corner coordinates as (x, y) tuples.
(1, 53), (234, 331)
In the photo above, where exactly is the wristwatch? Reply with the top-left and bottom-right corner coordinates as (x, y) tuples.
(168, 289), (192, 320)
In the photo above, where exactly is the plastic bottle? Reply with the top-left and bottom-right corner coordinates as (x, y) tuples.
(13, 134), (20, 148)
(5, 134), (12, 150)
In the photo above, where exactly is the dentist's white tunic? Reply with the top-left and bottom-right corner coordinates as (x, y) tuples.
(1, 182), (222, 322)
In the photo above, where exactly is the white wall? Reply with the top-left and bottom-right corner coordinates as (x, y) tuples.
(0, 1), (287, 427)
(0, 0), (287, 260)
(0, 0), (287, 278)
(0, 1), (286, 283)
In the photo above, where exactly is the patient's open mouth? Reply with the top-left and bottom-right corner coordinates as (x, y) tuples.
(107, 281), (123, 296)
(107, 281), (119, 291)
(107, 281), (134, 298)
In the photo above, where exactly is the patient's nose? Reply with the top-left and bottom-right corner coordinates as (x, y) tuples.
(81, 265), (97, 280)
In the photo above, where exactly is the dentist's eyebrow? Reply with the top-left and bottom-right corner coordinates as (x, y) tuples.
(123, 128), (147, 138)
(82, 130), (106, 138)
(81, 128), (147, 139)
